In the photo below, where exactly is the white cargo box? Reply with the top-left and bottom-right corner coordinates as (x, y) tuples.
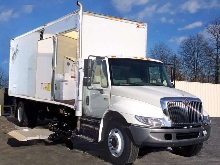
(9, 11), (147, 107)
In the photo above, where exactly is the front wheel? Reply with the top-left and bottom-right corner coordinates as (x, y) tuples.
(172, 143), (203, 157)
(104, 121), (139, 165)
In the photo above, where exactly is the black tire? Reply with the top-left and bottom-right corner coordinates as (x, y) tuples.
(104, 121), (139, 165)
(38, 109), (46, 121)
(16, 100), (38, 127)
(30, 104), (38, 127)
(172, 143), (203, 157)
(16, 101), (29, 127)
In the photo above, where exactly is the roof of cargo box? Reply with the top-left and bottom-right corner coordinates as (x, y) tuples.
(83, 11), (146, 24)
(12, 10), (146, 40)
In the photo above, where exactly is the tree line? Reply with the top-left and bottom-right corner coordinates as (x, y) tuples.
(149, 18), (220, 84)
(0, 66), (8, 88)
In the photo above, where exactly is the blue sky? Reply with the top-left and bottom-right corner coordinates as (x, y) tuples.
(0, 0), (220, 75)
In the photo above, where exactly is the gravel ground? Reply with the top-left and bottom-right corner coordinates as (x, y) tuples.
(0, 116), (219, 165)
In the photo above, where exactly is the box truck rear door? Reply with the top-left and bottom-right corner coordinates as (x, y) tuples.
(35, 37), (56, 100)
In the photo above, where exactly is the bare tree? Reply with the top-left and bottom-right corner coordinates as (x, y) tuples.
(206, 18), (220, 84)
(178, 34), (212, 82)
(170, 54), (184, 81)
(149, 42), (183, 80)
(149, 42), (175, 64)
(0, 67), (8, 88)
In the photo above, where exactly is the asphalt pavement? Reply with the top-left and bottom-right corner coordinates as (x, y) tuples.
(0, 117), (219, 165)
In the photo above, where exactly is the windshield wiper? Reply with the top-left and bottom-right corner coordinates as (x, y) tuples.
(114, 82), (144, 86)
(149, 83), (164, 86)
(126, 82), (144, 86)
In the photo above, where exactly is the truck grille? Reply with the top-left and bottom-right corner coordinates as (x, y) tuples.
(167, 101), (203, 125)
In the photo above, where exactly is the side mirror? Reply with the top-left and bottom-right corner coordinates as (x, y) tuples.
(83, 77), (91, 86)
(84, 59), (92, 77)
(84, 59), (92, 87)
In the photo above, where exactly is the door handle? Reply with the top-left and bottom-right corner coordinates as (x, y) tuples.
(86, 96), (89, 105)
(104, 97), (108, 101)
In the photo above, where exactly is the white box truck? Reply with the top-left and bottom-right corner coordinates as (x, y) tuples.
(8, 1), (211, 165)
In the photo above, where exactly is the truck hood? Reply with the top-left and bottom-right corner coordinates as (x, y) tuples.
(111, 86), (197, 107)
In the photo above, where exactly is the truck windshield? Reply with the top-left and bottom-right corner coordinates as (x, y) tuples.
(108, 58), (173, 87)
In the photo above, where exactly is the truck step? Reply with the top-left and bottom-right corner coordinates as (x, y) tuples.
(8, 128), (54, 141)
(72, 134), (96, 143)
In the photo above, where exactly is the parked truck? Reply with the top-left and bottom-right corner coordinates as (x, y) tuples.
(8, 1), (211, 165)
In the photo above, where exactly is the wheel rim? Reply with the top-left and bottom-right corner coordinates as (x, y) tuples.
(17, 107), (23, 122)
(108, 128), (124, 157)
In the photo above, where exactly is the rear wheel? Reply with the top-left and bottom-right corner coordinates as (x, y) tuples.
(172, 143), (203, 157)
(16, 100), (38, 127)
(104, 121), (139, 165)
(17, 101), (28, 127)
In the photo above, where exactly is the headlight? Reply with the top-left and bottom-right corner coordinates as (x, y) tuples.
(135, 115), (164, 127)
(203, 115), (211, 124)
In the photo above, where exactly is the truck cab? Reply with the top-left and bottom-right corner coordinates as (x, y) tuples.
(82, 56), (211, 164)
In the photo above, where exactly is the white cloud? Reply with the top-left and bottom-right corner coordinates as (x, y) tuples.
(136, 4), (157, 20)
(180, 0), (200, 13)
(180, 0), (220, 13)
(2, 59), (8, 64)
(199, 29), (211, 39)
(0, 5), (32, 22)
(161, 17), (174, 24)
(209, 0), (220, 8)
(23, 5), (33, 14)
(112, 0), (149, 13)
(136, 0), (149, 5)
(169, 19), (174, 24)
(0, 10), (13, 21)
(0, 9), (18, 22)
(157, 3), (172, 13)
(178, 21), (203, 31)
(169, 36), (188, 45)
(161, 17), (166, 23)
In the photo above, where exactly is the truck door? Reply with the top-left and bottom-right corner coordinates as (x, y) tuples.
(35, 37), (56, 100)
(83, 56), (110, 118)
